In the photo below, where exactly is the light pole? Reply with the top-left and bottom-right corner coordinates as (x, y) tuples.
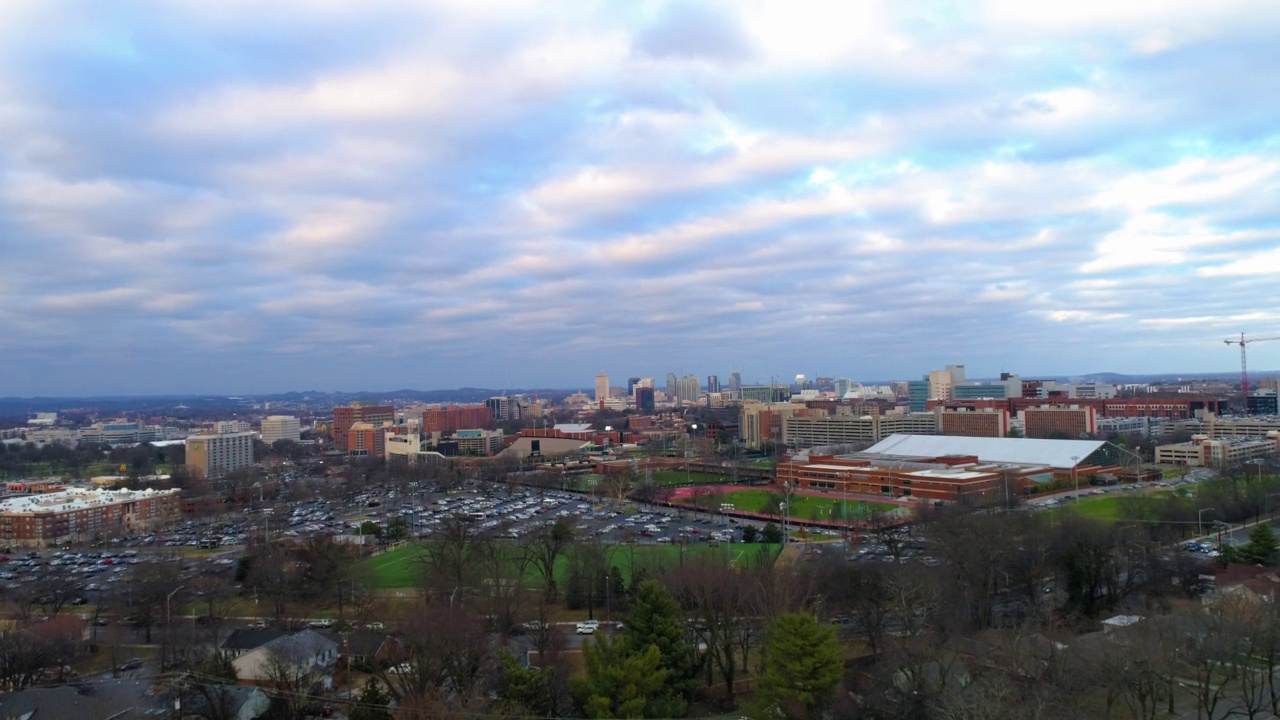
(1265, 493), (1280, 520)
(166, 585), (185, 627)
(1070, 456), (1080, 501)
(1198, 508), (1215, 538)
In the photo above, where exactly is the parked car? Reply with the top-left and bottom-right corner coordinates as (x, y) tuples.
(575, 620), (600, 635)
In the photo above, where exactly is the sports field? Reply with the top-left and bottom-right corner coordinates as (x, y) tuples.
(678, 489), (898, 521)
(362, 541), (782, 589)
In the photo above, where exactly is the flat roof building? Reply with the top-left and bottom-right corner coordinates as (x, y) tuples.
(0, 487), (180, 547)
(940, 408), (1010, 438)
(186, 431), (255, 479)
(260, 415), (301, 445)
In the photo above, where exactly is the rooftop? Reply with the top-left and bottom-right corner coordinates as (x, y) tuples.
(0, 487), (177, 515)
(861, 434), (1108, 469)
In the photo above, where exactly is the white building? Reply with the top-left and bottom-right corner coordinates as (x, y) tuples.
(260, 415), (301, 445)
(186, 431), (256, 479)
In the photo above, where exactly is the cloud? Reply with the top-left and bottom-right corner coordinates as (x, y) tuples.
(0, 0), (1278, 394)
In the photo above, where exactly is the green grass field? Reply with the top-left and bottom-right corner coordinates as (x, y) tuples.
(1060, 495), (1123, 521)
(679, 489), (898, 521)
(362, 541), (782, 589)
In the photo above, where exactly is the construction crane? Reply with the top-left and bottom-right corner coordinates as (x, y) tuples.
(1224, 333), (1280, 411)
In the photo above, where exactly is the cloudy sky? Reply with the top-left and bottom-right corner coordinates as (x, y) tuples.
(2, 0), (1279, 396)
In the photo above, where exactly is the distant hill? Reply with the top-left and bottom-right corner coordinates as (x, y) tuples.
(2, 370), (1277, 417)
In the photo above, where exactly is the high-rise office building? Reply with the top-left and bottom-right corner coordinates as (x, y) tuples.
(707, 375), (721, 394)
(729, 371), (742, 393)
(907, 380), (930, 412)
(666, 373), (678, 398)
(595, 372), (610, 404)
(678, 375), (701, 405)
(486, 396), (516, 422)
(834, 378), (853, 398)
(635, 386), (656, 412)
(627, 377), (641, 396)
(261, 415), (301, 444)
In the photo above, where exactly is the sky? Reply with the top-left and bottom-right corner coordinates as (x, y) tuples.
(2, 0), (1280, 396)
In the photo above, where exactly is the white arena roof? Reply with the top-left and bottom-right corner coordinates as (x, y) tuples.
(862, 434), (1108, 469)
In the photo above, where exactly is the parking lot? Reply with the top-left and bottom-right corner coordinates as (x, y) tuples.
(357, 486), (750, 547)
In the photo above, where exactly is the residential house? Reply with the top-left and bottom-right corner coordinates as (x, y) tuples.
(232, 630), (339, 688)
(222, 628), (287, 658)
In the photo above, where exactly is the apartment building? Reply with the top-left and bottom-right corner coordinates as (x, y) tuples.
(1023, 406), (1099, 439)
(940, 408), (1010, 438)
(0, 487), (180, 547)
(423, 404), (493, 434)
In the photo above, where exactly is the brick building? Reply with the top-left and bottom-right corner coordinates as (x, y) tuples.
(347, 422), (388, 458)
(332, 405), (395, 452)
(421, 404), (492, 435)
(775, 454), (1006, 503)
(940, 409), (1010, 438)
(1023, 406), (1099, 439)
(0, 488), (180, 547)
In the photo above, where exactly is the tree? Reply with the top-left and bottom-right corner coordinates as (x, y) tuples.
(348, 678), (393, 720)
(385, 516), (410, 542)
(1241, 523), (1280, 565)
(495, 650), (568, 718)
(574, 634), (670, 718)
(742, 525), (759, 544)
(761, 523), (782, 544)
(527, 517), (575, 601)
(754, 612), (842, 720)
(623, 580), (693, 715)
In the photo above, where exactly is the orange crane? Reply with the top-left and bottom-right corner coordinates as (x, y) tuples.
(1224, 333), (1280, 410)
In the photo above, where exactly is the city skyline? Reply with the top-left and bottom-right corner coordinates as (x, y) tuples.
(2, 2), (1280, 396)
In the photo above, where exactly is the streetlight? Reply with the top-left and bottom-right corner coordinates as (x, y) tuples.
(1198, 508), (1216, 538)
(1070, 456), (1080, 501)
(604, 570), (611, 622)
(1265, 493), (1280, 518)
(166, 585), (185, 627)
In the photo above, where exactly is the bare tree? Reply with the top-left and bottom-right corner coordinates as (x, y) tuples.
(525, 517), (574, 602)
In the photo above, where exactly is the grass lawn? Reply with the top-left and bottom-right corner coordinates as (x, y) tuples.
(1061, 495), (1122, 521)
(681, 489), (898, 521)
(362, 542), (782, 589)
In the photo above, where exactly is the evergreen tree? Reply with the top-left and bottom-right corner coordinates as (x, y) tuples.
(574, 635), (670, 719)
(753, 612), (842, 720)
(1242, 523), (1280, 565)
(623, 580), (692, 716)
(495, 650), (558, 717)
(348, 678), (392, 720)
